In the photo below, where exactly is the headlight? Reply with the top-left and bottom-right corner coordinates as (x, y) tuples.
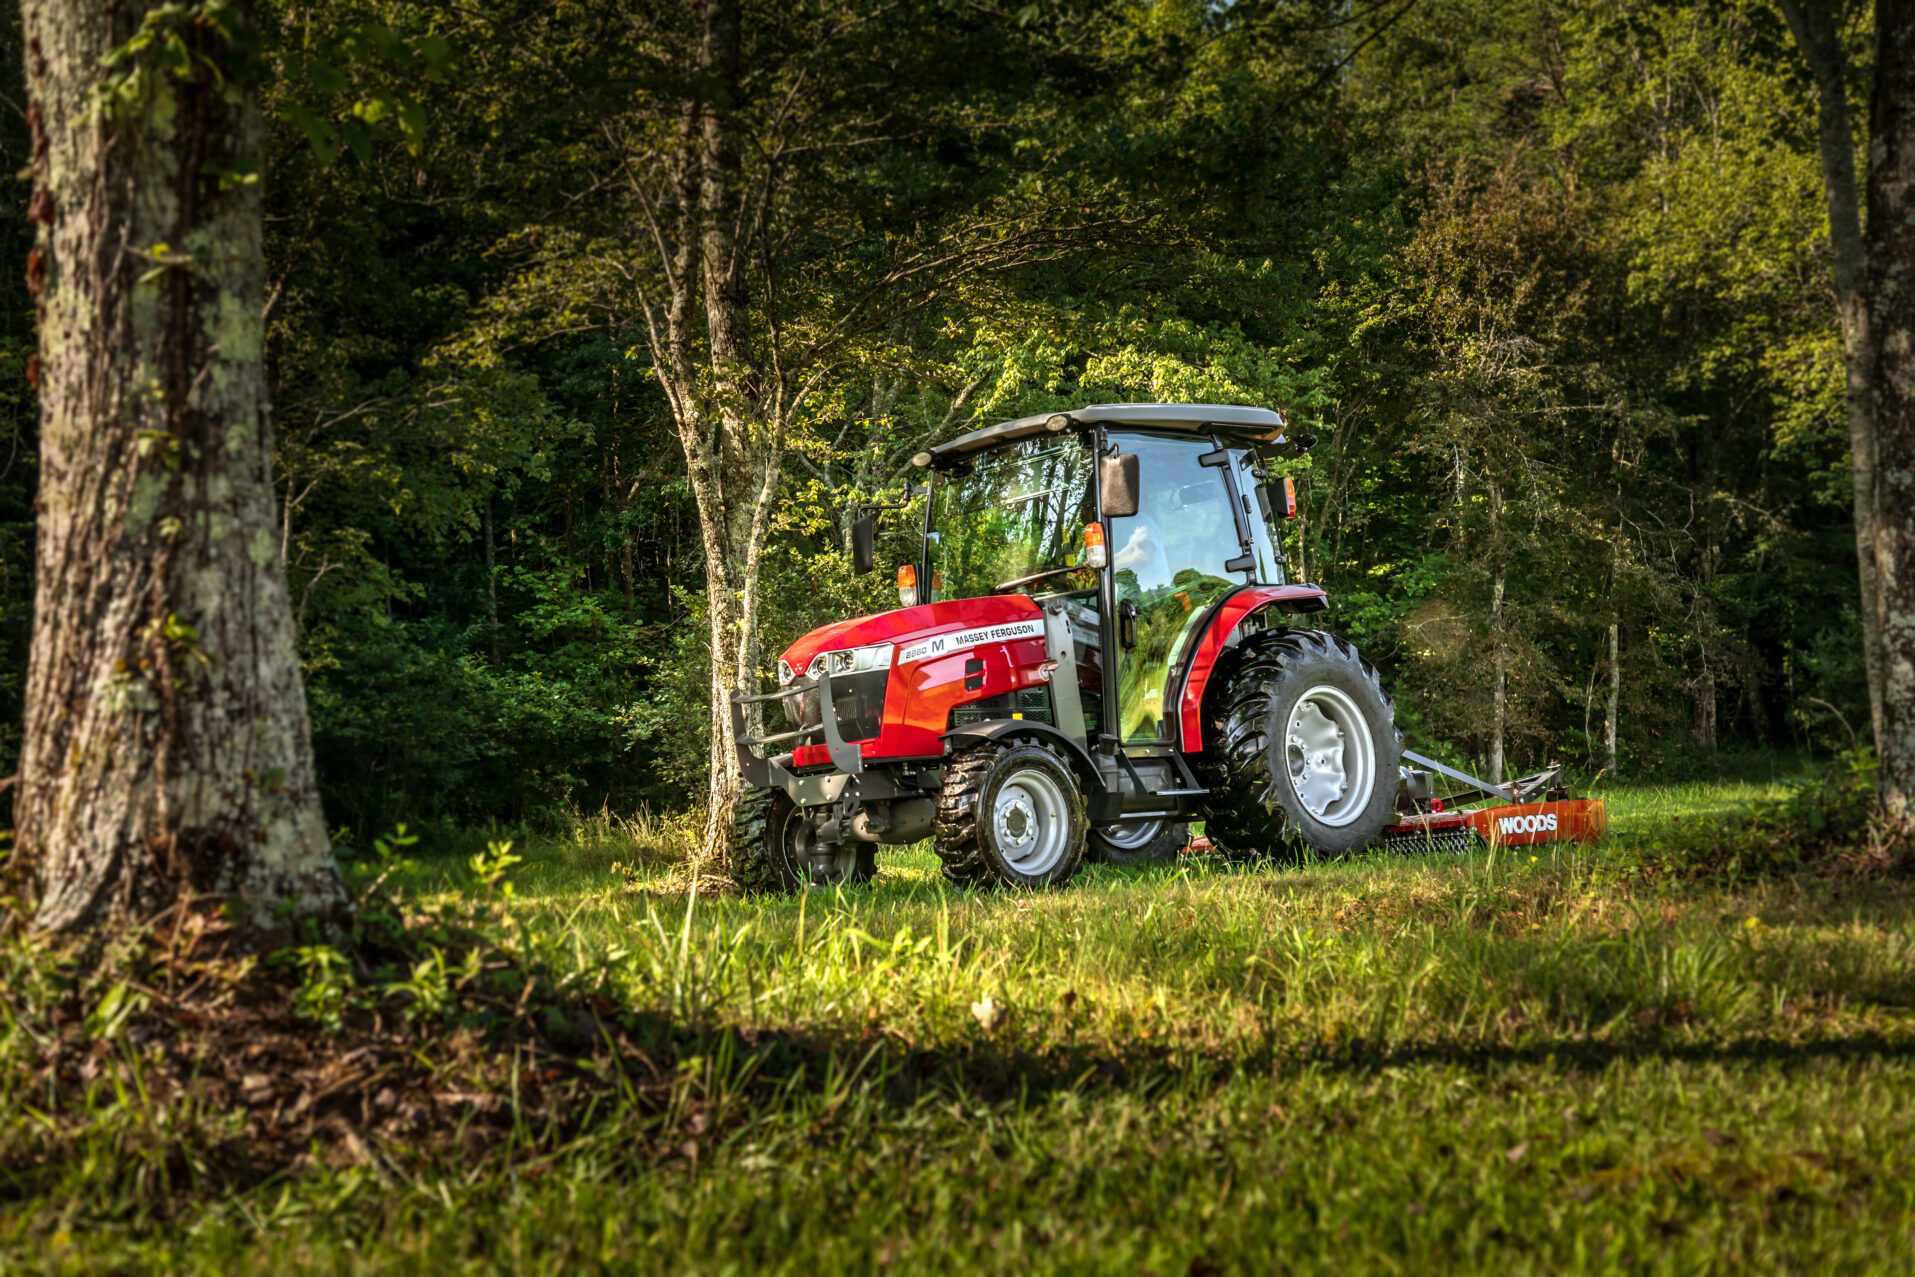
(777, 659), (796, 686)
(808, 642), (894, 679)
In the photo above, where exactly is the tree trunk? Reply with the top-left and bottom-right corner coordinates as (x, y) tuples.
(1489, 566), (1507, 782)
(1486, 480), (1506, 782)
(1780, 0), (1886, 748)
(1693, 657), (1718, 750)
(13, 0), (343, 933)
(482, 497), (500, 665)
(1693, 528), (1718, 750)
(1871, 0), (1915, 830)
(1605, 620), (1620, 776)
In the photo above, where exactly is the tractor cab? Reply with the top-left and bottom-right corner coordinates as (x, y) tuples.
(911, 410), (1294, 752)
(729, 403), (1391, 893)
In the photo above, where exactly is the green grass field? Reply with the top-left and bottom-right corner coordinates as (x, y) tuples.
(11, 774), (1915, 1273)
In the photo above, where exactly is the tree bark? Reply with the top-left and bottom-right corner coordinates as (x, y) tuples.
(482, 497), (500, 665)
(1871, 0), (1915, 829)
(1779, 0), (1885, 746)
(12, 1), (343, 933)
(1693, 524), (1719, 750)
(1489, 565), (1507, 783)
(1487, 480), (1506, 782)
(1605, 620), (1620, 776)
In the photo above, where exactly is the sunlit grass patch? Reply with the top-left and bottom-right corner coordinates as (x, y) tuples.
(10, 769), (1915, 1271)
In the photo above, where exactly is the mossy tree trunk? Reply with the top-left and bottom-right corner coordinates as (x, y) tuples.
(13, 0), (344, 933)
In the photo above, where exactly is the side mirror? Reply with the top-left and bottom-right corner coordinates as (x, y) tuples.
(1101, 453), (1141, 519)
(851, 513), (876, 575)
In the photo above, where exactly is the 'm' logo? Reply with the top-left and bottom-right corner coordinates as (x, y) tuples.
(1496, 813), (1559, 835)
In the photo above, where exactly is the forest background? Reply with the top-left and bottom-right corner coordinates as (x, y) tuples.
(0, 0), (1872, 838)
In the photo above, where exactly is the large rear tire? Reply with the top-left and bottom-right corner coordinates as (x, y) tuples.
(934, 741), (1089, 888)
(1194, 630), (1401, 860)
(728, 787), (877, 893)
(1090, 819), (1188, 866)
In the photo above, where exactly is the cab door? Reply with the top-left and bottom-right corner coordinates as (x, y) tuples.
(1105, 433), (1250, 745)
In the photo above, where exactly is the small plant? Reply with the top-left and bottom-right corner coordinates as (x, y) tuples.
(342, 823), (422, 902)
(470, 839), (523, 906)
(281, 944), (358, 1033)
(385, 945), (454, 1026)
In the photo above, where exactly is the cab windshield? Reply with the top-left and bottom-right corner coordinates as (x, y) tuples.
(926, 437), (1097, 603)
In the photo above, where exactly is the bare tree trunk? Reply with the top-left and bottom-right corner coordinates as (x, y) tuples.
(1490, 565), (1507, 783)
(482, 497), (500, 665)
(1779, 0), (1885, 746)
(13, 0), (342, 934)
(1486, 479), (1506, 782)
(695, 0), (761, 854)
(1693, 656), (1718, 750)
(1871, 0), (1915, 831)
(1605, 620), (1620, 776)
(1693, 530), (1718, 750)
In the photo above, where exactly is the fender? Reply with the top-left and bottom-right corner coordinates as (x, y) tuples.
(939, 719), (1108, 792)
(1174, 584), (1329, 752)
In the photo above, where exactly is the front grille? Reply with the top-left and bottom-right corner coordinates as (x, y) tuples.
(780, 671), (887, 743)
(949, 686), (1054, 730)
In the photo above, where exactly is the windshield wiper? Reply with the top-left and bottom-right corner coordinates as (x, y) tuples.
(993, 566), (1082, 594)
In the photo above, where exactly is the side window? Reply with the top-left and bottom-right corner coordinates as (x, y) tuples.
(1232, 448), (1283, 583)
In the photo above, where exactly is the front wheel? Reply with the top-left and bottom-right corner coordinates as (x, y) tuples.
(1090, 819), (1189, 866)
(728, 787), (877, 893)
(935, 741), (1089, 888)
(1194, 630), (1401, 860)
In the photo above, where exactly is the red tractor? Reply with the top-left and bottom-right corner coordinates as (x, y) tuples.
(729, 403), (1404, 890)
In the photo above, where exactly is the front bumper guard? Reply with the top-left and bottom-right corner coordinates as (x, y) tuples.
(730, 667), (863, 794)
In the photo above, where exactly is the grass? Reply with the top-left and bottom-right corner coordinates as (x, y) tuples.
(9, 774), (1915, 1272)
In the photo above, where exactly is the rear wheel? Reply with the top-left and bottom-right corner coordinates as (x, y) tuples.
(1090, 818), (1188, 865)
(728, 787), (877, 893)
(1194, 630), (1401, 860)
(935, 741), (1089, 888)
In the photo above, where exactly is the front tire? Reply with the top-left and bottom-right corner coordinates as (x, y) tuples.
(728, 787), (876, 893)
(1194, 630), (1401, 860)
(935, 742), (1089, 888)
(1090, 819), (1189, 866)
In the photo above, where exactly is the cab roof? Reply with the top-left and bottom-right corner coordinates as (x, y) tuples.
(926, 403), (1286, 463)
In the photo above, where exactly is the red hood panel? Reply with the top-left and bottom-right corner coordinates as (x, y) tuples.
(781, 596), (1042, 672)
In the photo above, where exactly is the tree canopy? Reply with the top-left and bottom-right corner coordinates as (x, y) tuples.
(0, 0), (1875, 835)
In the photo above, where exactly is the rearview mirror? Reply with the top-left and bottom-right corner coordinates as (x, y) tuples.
(1100, 453), (1141, 519)
(851, 513), (876, 574)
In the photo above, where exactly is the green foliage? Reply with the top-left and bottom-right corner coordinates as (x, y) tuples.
(1626, 746), (1883, 879)
(279, 945), (357, 1034)
(1, 0), (1866, 829)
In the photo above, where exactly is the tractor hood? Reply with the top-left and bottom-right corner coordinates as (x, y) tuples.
(779, 595), (1043, 678)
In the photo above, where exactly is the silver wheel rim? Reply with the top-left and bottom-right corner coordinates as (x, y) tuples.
(1284, 684), (1376, 828)
(1099, 819), (1165, 851)
(992, 766), (1072, 876)
(779, 805), (860, 887)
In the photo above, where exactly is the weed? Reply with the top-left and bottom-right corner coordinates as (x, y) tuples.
(279, 944), (358, 1033)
